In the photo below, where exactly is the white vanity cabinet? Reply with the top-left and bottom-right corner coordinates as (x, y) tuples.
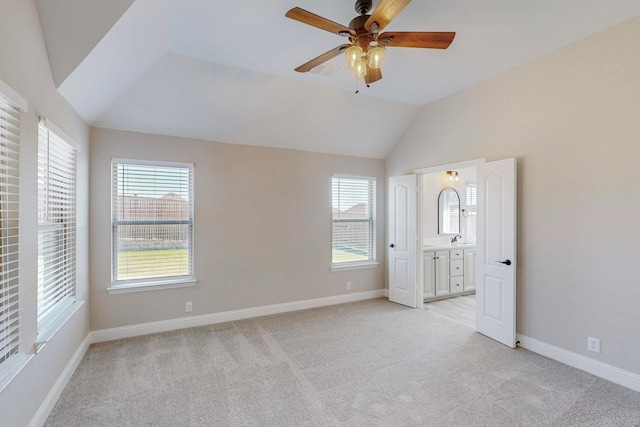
(434, 251), (450, 296)
(423, 245), (475, 302)
(423, 251), (435, 299)
(449, 249), (464, 294)
(423, 250), (450, 297)
(464, 248), (476, 291)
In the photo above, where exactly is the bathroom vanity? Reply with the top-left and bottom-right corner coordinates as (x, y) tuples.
(423, 244), (476, 301)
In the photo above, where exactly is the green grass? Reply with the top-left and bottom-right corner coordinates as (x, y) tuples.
(119, 247), (367, 279)
(118, 249), (189, 280)
(332, 246), (369, 263)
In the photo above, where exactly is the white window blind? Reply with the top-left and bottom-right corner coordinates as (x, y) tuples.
(332, 176), (376, 265)
(112, 160), (194, 285)
(466, 183), (477, 215)
(0, 92), (21, 368)
(465, 183), (478, 241)
(37, 122), (77, 330)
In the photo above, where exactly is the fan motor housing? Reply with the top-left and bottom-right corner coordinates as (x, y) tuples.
(349, 14), (373, 48)
(355, 0), (373, 15)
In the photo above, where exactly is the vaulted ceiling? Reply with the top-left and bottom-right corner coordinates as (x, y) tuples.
(36, 0), (640, 158)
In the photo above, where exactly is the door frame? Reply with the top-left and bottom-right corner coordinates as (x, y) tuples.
(413, 158), (486, 311)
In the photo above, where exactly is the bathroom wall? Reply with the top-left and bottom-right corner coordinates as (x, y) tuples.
(421, 167), (476, 246)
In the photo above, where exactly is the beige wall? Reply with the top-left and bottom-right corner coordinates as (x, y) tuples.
(387, 17), (640, 374)
(0, 1), (90, 426)
(90, 128), (386, 330)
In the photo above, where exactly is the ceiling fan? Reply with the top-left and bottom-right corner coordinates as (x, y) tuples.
(285, 0), (455, 85)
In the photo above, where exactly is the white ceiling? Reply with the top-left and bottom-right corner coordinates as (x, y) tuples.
(38, 0), (640, 158)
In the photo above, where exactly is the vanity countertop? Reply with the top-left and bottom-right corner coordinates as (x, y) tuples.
(423, 243), (476, 251)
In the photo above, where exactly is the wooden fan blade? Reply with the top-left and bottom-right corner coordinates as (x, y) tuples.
(365, 0), (411, 32)
(378, 32), (456, 49)
(294, 44), (351, 73)
(286, 7), (355, 36)
(365, 67), (382, 84)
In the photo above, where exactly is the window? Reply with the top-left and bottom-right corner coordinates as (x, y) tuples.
(0, 85), (22, 382)
(332, 176), (376, 266)
(110, 160), (194, 292)
(37, 120), (77, 333)
(466, 183), (477, 213)
(465, 183), (477, 240)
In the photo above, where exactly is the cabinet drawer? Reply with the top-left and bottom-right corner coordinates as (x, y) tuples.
(450, 249), (463, 259)
(450, 259), (463, 276)
(450, 276), (463, 293)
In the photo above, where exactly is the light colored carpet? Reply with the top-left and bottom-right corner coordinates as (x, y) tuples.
(46, 298), (640, 426)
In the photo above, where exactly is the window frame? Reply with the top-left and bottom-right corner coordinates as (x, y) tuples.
(0, 80), (31, 392)
(331, 175), (378, 271)
(36, 118), (80, 341)
(108, 158), (196, 295)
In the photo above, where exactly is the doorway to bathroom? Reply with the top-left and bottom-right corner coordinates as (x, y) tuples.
(388, 157), (517, 348)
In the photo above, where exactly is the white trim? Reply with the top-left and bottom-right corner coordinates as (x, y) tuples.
(0, 353), (33, 394)
(384, 288), (389, 298)
(28, 334), (91, 427)
(413, 158), (486, 175)
(332, 173), (376, 181)
(0, 78), (27, 111)
(112, 157), (194, 169)
(106, 278), (197, 295)
(40, 118), (81, 151)
(517, 334), (640, 392)
(331, 261), (379, 272)
(92, 289), (385, 343)
(36, 301), (85, 352)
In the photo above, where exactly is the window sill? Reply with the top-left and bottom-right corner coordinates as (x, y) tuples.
(331, 262), (379, 272)
(107, 278), (197, 295)
(36, 300), (85, 353)
(0, 353), (33, 393)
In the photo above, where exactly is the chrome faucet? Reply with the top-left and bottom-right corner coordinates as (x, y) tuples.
(451, 234), (462, 244)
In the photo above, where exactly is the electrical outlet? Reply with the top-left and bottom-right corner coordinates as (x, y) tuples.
(185, 301), (193, 313)
(346, 282), (352, 291)
(587, 336), (600, 353)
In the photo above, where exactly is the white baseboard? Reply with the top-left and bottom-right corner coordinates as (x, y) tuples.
(517, 334), (640, 392)
(384, 289), (389, 298)
(29, 334), (91, 427)
(91, 289), (385, 343)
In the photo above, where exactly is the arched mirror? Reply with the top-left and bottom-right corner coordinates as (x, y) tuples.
(438, 187), (460, 234)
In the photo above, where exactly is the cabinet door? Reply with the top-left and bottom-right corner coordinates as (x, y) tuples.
(450, 276), (464, 294)
(423, 251), (435, 299)
(464, 248), (476, 291)
(434, 251), (450, 296)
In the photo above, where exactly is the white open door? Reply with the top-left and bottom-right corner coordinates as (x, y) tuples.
(388, 175), (418, 307)
(476, 158), (517, 347)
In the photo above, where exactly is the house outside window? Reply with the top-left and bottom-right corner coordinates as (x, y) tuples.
(331, 176), (376, 267)
(110, 159), (195, 293)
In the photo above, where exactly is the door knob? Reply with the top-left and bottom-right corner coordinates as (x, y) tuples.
(389, 243), (395, 248)
(496, 259), (512, 266)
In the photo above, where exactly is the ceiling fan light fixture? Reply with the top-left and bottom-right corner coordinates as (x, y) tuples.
(286, 0), (456, 85)
(368, 45), (385, 69)
(352, 58), (367, 78)
(345, 45), (363, 69)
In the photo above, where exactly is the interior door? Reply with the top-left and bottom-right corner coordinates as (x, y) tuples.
(476, 158), (517, 347)
(388, 175), (418, 307)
